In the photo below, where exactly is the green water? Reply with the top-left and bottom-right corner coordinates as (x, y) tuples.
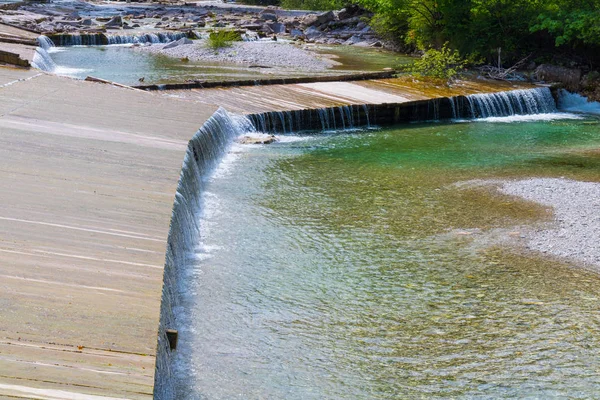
(180, 117), (600, 399)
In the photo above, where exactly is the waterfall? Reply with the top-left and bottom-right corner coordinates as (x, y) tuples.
(31, 47), (56, 72)
(557, 89), (600, 115)
(37, 35), (55, 50)
(106, 32), (187, 45)
(460, 87), (556, 119)
(45, 32), (188, 46)
(243, 88), (560, 134)
(154, 108), (255, 400)
(248, 104), (371, 134)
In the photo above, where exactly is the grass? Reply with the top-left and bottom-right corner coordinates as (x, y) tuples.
(206, 30), (242, 50)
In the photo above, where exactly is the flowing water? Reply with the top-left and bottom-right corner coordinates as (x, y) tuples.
(171, 110), (600, 398)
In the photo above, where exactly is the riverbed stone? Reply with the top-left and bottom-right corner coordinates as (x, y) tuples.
(269, 22), (286, 34)
(317, 10), (335, 25)
(535, 64), (581, 91)
(105, 16), (123, 27)
(237, 134), (278, 144)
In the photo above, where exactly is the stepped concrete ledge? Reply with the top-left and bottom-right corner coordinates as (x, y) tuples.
(0, 66), (217, 399)
(0, 23), (37, 64)
(169, 77), (534, 114)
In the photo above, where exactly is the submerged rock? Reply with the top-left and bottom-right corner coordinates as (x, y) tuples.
(237, 134), (278, 145)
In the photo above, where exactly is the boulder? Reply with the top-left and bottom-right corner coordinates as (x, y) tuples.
(104, 16), (123, 27)
(316, 10), (335, 25)
(81, 18), (93, 26)
(301, 14), (319, 27)
(290, 28), (304, 38)
(304, 26), (321, 39)
(237, 135), (278, 145)
(268, 22), (286, 34)
(259, 10), (277, 21)
(337, 4), (361, 20)
(261, 23), (274, 34)
(343, 35), (362, 45)
(162, 37), (193, 49)
(535, 64), (581, 91)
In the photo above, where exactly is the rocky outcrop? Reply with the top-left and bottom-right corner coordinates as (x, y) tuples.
(4, 1), (384, 49)
(535, 64), (581, 92)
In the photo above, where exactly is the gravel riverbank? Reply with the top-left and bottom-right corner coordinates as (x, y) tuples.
(136, 40), (336, 71)
(499, 178), (600, 269)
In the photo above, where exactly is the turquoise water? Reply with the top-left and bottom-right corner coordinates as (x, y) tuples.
(176, 117), (600, 399)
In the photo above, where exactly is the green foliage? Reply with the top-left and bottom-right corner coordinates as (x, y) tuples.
(531, 0), (600, 47)
(206, 30), (242, 50)
(355, 0), (600, 65)
(402, 44), (467, 80)
(236, 0), (280, 5)
(280, 0), (343, 10)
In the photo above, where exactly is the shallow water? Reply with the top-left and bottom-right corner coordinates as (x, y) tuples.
(47, 43), (401, 85)
(176, 117), (600, 399)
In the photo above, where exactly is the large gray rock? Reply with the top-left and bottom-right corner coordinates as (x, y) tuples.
(269, 22), (286, 34)
(237, 134), (278, 145)
(104, 16), (123, 27)
(259, 9), (278, 21)
(162, 37), (193, 49)
(304, 26), (321, 39)
(535, 64), (581, 91)
(316, 10), (335, 25)
(301, 14), (319, 27)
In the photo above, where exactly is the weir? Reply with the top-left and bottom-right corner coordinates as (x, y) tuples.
(244, 87), (557, 133)
(154, 109), (255, 399)
(44, 32), (189, 46)
(153, 85), (564, 398)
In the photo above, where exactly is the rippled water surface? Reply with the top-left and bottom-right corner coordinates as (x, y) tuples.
(176, 118), (600, 399)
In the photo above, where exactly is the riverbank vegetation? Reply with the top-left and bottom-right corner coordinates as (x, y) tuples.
(244, 0), (600, 74)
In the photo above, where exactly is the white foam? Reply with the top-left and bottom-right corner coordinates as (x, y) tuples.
(470, 113), (582, 123)
(54, 66), (93, 76)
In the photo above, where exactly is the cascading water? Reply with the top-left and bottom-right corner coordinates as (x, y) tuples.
(247, 88), (560, 134)
(154, 108), (255, 400)
(459, 87), (557, 119)
(31, 35), (57, 72)
(45, 32), (188, 46)
(557, 89), (600, 115)
(37, 35), (55, 50)
(105, 32), (187, 45)
(248, 104), (371, 134)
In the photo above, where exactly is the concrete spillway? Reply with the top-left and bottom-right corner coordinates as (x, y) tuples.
(168, 77), (535, 114)
(0, 67), (216, 399)
(0, 41), (552, 397)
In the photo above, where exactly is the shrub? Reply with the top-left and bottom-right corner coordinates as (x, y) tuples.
(401, 43), (467, 81)
(206, 30), (242, 50)
(280, 0), (343, 11)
